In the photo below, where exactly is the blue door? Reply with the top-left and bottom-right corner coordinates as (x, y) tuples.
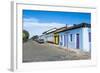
(64, 35), (66, 46)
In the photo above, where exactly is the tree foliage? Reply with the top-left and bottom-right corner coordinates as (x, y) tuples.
(23, 30), (29, 42)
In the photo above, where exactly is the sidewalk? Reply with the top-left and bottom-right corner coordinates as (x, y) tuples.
(46, 42), (91, 59)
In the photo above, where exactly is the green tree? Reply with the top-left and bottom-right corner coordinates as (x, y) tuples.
(23, 30), (29, 42)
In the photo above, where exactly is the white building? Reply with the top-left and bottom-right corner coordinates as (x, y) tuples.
(41, 28), (57, 43)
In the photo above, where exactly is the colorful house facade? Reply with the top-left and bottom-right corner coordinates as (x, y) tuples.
(41, 23), (91, 52)
(42, 27), (66, 44)
(58, 23), (91, 52)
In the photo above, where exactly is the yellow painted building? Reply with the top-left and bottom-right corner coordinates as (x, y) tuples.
(54, 33), (59, 45)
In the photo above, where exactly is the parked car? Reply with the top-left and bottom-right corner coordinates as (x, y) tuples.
(37, 39), (44, 44)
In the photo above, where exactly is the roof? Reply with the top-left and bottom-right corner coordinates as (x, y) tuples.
(55, 23), (91, 33)
(44, 23), (91, 34)
(45, 26), (67, 35)
(42, 28), (57, 34)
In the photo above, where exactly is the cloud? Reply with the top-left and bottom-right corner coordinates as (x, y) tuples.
(23, 18), (65, 38)
(23, 17), (39, 22)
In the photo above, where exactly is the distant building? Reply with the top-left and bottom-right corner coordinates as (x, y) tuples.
(42, 28), (57, 43)
(41, 23), (91, 52)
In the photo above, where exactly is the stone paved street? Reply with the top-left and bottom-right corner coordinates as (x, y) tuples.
(23, 40), (90, 62)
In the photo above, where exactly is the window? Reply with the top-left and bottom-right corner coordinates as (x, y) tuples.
(60, 35), (63, 45)
(89, 32), (91, 42)
(70, 34), (72, 42)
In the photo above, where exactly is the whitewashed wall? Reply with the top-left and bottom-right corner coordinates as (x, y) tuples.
(45, 33), (54, 42)
(82, 28), (91, 52)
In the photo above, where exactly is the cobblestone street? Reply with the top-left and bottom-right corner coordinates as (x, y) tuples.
(23, 40), (91, 62)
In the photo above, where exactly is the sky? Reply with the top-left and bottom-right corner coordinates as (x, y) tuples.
(23, 10), (91, 38)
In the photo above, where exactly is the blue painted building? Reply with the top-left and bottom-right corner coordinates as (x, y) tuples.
(57, 23), (91, 52)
